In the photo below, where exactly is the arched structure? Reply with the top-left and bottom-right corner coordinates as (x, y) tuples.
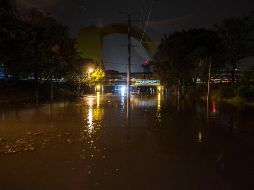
(76, 24), (157, 65)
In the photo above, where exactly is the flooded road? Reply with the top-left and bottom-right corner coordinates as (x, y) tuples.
(0, 93), (254, 190)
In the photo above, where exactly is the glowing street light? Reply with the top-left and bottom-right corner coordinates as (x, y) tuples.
(88, 67), (94, 74)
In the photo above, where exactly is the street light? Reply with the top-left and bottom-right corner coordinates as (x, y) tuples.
(88, 67), (94, 74)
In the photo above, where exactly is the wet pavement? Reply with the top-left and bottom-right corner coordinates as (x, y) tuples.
(0, 93), (254, 190)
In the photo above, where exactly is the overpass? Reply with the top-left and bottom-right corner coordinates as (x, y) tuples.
(103, 78), (161, 87)
(103, 71), (160, 87)
(98, 72), (161, 94)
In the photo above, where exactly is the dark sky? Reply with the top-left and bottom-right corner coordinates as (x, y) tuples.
(18, 0), (254, 72)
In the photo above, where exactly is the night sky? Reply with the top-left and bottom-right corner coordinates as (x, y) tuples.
(17, 0), (254, 72)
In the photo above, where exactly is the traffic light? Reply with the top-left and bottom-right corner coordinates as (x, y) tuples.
(144, 60), (149, 65)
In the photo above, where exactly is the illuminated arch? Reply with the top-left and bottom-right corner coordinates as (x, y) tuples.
(76, 24), (157, 65)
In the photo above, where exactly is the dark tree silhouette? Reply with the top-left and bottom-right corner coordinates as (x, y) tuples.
(153, 29), (222, 89)
(216, 13), (254, 82)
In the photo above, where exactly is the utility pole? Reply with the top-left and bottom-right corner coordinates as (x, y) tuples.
(207, 56), (212, 118)
(126, 14), (132, 121)
(207, 57), (212, 101)
(127, 14), (132, 96)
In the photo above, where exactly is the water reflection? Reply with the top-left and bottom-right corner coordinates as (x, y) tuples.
(212, 100), (216, 113)
(119, 93), (165, 127)
(156, 93), (162, 125)
(1, 93), (254, 190)
(198, 131), (202, 143)
(96, 92), (100, 108)
(130, 96), (158, 108)
(83, 93), (104, 134)
(87, 96), (94, 133)
(126, 93), (130, 122)
(205, 99), (219, 119)
(157, 92), (161, 110)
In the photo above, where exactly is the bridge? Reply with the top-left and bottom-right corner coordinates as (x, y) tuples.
(103, 78), (161, 87)
(98, 71), (161, 93)
(103, 71), (160, 86)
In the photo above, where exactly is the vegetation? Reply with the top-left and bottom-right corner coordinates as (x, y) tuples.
(215, 12), (254, 82)
(215, 66), (254, 101)
(0, 0), (106, 103)
(154, 13), (254, 102)
(1, 0), (253, 104)
(154, 29), (222, 91)
(86, 67), (105, 87)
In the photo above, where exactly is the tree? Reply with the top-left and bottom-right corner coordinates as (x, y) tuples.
(153, 29), (222, 91)
(27, 9), (83, 102)
(72, 73), (86, 96)
(237, 65), (254, 100)
(216, 13), (254, 82)
(86, 67), (105, 87)
(22, 9), (81, 103)
(0, 0), (29, 78)
(1, 5), (81, 103)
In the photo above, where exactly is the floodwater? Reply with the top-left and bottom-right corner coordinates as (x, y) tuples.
(0, 93), (254, 190)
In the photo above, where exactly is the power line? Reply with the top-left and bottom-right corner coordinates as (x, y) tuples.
(140, 1), (154, 44)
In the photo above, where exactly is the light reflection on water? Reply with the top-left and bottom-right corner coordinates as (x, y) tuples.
(96, 92), (100, 108)
(81, 92), (164, 132)
(156, 93), (162, 125)
(83, 93), (104, 134)
(157, 92), (161, 110)
(0, 93), (254, 190)
(87, 96), (94, 133)
(129, 94), (161, 108)
(198, 131), (202, 143)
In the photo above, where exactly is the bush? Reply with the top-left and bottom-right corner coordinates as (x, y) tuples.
(237, 82), (254, 101)
(216, 85), (237, 98)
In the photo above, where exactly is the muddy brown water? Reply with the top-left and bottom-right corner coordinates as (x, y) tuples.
(0, 93), (254, 190)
